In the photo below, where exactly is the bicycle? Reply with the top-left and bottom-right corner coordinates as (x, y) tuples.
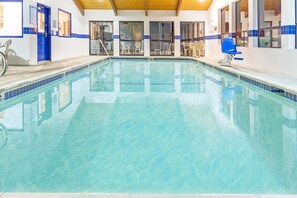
(0, 39), (12, 77)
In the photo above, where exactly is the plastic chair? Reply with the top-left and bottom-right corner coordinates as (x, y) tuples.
(134, 42), (142, 54)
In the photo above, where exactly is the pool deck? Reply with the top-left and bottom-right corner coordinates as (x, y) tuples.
(1, 55), (297, 96)
(0, 193), (296, 198)
(196, 57), (297, 95)
(0, 56), (107, 91)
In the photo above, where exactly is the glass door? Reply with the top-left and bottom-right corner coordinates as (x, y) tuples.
(89, 21), (114, 55)
(180, 22), (205, 56)
(119, 21), (144, 56)
(150, 22), (174, 56)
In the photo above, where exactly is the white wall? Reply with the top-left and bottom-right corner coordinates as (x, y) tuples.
(1, 0), (297, 78)
(207, 0), (297, 76)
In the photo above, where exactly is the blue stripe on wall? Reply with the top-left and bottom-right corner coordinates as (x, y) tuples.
(174, 35), (181, 40)
(205, 35), (221, 40)
(281, 25), (296, 35)
(144, 35), (150, 39)
(113, 35), (120, 39)
(71, 33), (89, 39)
(23, 27), (37, 35)
(248, 30), (258, 37)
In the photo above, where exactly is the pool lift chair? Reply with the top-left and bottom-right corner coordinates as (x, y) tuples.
(219, 38), (243, 66)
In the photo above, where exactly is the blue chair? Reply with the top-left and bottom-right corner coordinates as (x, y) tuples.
(219, 38), (243, 66)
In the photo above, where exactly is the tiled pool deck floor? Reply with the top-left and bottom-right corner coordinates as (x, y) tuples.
(1, 56), (297, 197)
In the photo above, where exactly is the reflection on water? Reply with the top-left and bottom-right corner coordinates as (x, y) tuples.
(0, 60), (297, 193)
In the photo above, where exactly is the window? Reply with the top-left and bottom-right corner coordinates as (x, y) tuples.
(180, 22), (205, 56)
(119, 21), (144, 56)
(58, 9), (71, 37)
(235, 0), (249, 47)
(0, 0), (22, 37)
(221, 6), (229, 40)
(89, 21), (113, 55)
(258, 0), (281, 48)
(150, 22), (174, 56)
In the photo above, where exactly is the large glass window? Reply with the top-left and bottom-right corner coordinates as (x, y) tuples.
(89, 21), (113, 55)
(180, 22), (205, 56)
(258, 0), (281, 48)
(221, 6), (229, 40)
(235, 0), (249, 47)
(150, 22), (174, 56)
(58, 9), (71, 37)
(119, 21), (144, 56)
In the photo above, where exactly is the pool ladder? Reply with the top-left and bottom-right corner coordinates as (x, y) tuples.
(98, 39), (112, 61)
(0, 40), (11, 77)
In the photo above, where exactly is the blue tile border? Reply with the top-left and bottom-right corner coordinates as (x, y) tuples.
(144, 35), (150, 39)
(113, 35), (120, 39)
(23, 27), (37, 35)
(205, 35), (221, 40)
(284, 92), (297, 102)
(71, 33), (89, 39)
(240, 76), (284, 93)
(4, 74), (63, 100)
(174, 35), (181, 40)
(228, 33), (236, 38)
(1, 59), (108, 101)
(248, 30), (258, 37)
(281, 25), (296, 35)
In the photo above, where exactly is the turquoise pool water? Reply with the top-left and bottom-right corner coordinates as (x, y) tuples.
(0, 59), (297, 194)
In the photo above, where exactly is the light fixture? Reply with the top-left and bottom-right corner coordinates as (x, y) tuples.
(198, 0), (205, 2)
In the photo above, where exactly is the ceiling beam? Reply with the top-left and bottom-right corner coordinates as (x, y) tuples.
(144, 0), (148, 16)
(109, 0), (118, 16)
(73, 0), (84, 16)
(176, 0), (183, 16)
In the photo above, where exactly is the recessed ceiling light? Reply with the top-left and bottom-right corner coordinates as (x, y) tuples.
(198, 0), (205, 2)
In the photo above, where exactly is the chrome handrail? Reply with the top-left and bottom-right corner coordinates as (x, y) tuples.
(98, 39), (112, 61)
(0, 51), (8, 77)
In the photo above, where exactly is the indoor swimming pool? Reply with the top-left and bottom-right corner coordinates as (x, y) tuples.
(0, 59), (297, 194)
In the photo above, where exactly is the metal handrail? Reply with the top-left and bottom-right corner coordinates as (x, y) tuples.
(98, 39), (112, 61)
(0, 51), (8, 77)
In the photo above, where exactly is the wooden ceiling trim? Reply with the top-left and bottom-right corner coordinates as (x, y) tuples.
(73, 0), (85, 16)
(109, 0), (118, 16)
(176, 0), (183, 16)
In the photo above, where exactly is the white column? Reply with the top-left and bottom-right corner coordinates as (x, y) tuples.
(281, 0), (296, 49)
(249, 0), (259, 47)
(144, 20), (150, 56)
(114, 20), (120, 56)
(174, 21), (181, 57)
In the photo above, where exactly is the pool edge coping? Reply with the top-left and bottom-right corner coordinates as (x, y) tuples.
(0, 56), (297, 103)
